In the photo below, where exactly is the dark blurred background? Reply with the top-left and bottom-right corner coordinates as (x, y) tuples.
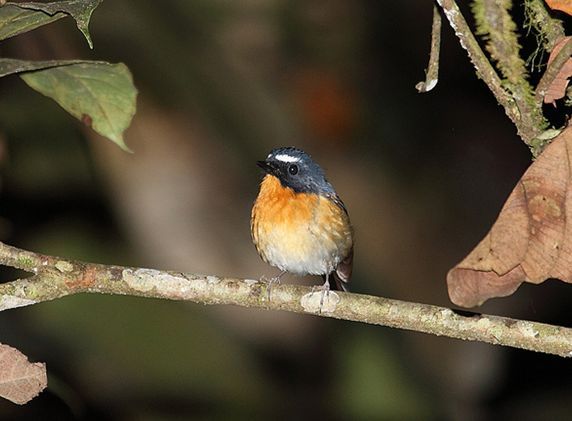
(1, 1), (571, 420)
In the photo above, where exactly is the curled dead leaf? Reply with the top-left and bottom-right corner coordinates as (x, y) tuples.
(543, 36), (572, 105)
(0, 343), (47, 405)
(545, 0), (572, 16)
(448, 126), (572, 307)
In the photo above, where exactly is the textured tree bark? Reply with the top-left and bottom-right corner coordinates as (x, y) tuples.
(0, 241), (570, 357)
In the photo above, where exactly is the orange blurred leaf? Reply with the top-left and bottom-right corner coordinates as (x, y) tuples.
(291, 69), (356, 145)
(0, 343), (47, 405)
(543, 36), (572, 105)
(545, 0), (572, 15)
(448, 126), (572, 307)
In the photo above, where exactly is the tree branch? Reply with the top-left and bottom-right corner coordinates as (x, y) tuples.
(471, 0), (548, 142)
(0, 241), (571, 357)
(436, 1), (519, 128)
(436, 0), (547, 153)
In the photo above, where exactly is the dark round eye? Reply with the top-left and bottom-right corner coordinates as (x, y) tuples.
(288, 164), (299, 175)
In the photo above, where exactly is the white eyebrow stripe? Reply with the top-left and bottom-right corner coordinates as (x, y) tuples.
(274, 154), (301, 163)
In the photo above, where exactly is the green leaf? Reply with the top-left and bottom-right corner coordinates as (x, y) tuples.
(4, 0), (102, 48)
(21, 62), (138, 151)
(0, 58), (89, 78)
(0, 4), (64, 41)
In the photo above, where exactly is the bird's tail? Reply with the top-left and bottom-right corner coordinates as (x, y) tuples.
(325, 270), (350, 291)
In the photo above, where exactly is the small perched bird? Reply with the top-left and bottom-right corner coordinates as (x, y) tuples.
(251, 147), (353, 291)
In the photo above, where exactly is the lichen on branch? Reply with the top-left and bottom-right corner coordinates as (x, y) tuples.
(472, 0), (527, 85)
(437, 0), (553, 153)
(471, 0), (548, 142)
(524, 0), (565, 55)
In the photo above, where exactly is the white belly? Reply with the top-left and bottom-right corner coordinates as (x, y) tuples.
(261, 223), (338, 275)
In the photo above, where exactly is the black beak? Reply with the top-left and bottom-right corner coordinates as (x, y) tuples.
(257, 160), (273, 174)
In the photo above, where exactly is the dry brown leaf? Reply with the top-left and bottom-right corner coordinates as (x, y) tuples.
(545, 0), (572, 16)
(0, 343), (47, 405)
(543, 36), (572, 105)
(448, 126), (572, 307)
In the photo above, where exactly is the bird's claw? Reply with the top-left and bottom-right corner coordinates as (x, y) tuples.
(261, 272), (284, 302)
(310, 280), (331, 313)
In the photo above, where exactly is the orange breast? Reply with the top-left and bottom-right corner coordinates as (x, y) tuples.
(251, 174), (353, 275)
(252, 175), (317, 227)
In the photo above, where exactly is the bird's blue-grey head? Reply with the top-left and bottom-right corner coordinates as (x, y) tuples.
(257, 147), (335, 195)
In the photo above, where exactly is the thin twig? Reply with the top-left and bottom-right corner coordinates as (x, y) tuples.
(416, 4), (441, 93)
(0, 241), (571, 357)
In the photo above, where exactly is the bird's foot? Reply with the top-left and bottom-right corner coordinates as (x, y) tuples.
(261, 271), (285, 302)
(310, 279), (331, 313)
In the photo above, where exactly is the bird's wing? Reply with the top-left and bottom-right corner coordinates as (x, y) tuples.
(323, 192), (353, 291)
(329, 246), (353, 291)
(326, 193), (348, 215)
